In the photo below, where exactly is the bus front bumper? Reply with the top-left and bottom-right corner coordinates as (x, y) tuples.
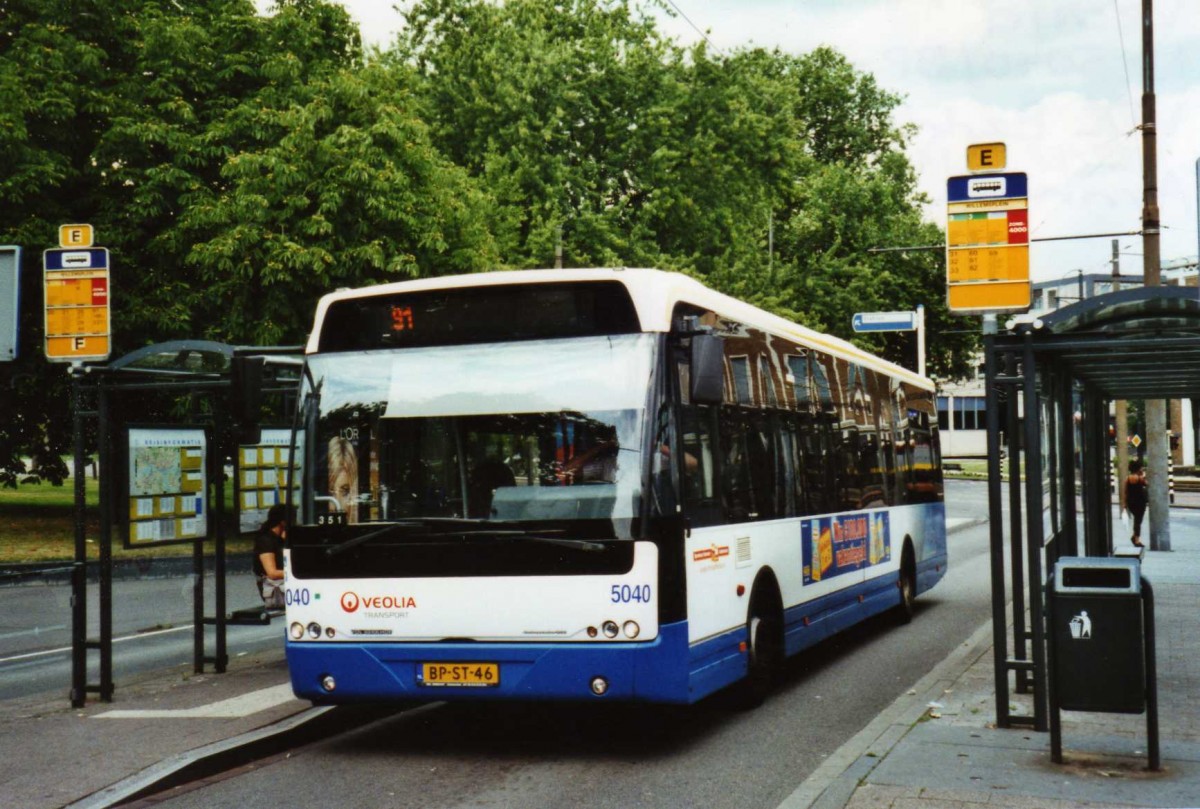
(286, 622), (692, 704)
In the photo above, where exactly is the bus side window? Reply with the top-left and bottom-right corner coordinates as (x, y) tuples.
(778, 416), (799, 518)
(745, 412), (778, 520)
(680, 404), (720, 526)
(720, 411), (755, 521)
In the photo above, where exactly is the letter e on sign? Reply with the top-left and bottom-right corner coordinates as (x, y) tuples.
(967, 143), (1006, 172)
(59, 224), (94, 248)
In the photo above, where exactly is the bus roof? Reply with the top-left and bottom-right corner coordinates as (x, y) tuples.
(307, 268), (933, 390)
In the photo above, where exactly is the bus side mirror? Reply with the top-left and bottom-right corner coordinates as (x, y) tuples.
(231, 355), (265, 445)
(690, 334), (725, 404)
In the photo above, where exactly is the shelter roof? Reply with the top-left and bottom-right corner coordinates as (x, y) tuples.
(1001, 286), (1200, 400)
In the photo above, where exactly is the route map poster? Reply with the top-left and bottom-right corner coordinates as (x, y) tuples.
(237, 429), (303, 533)
(126, 427), (207, 545)
(802, 512), (890, 585)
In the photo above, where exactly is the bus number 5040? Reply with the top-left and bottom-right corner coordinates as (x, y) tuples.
(611, 584), (651, 604)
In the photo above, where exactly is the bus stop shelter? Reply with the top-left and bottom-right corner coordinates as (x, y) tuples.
(983, 285), (1200, 732)
(68, 341), (300, 706)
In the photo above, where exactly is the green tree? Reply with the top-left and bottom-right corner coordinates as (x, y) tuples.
(178, 63), (499, 344)
(0, 0), (497, 484)
(394, 0), (681, 268)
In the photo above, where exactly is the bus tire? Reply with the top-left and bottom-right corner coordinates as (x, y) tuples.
(895, 542), (916, 625)
(734, 576), (783, 709)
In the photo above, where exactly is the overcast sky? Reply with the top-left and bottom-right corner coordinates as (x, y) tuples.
(321, 0), (1200, 283)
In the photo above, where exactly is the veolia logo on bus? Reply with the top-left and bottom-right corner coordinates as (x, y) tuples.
(340, 591), (418, 612)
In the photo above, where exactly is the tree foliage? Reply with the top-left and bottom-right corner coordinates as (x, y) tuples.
(0, 0), (498, 484)
(0, 0), (974, 486)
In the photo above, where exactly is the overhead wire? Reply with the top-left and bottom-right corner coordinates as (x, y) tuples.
(1113, 0), (1139, 131)
(661, 0), (721, 57)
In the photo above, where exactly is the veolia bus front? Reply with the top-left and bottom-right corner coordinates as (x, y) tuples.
(283, 273), (693, 703)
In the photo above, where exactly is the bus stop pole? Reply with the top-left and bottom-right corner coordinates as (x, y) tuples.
(1022, 334), (1049, 731)
(1006, 351), (1028, 694)
(214, 441), (228, 673)
(98, 379), (113, 700)
(70, 365), (87, 708)
(984, 332), (1011, 727)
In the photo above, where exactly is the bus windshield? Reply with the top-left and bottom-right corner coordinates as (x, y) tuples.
(301, 334), (656, 540)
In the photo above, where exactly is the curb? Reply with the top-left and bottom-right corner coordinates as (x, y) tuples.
(946, 517), (986, 536)
(775, 617), (996, 809)
(66, 701), (414, 808)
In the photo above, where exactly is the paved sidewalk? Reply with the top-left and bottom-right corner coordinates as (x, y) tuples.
(785, 524), (1200, 809)
(0, 647), (310, 808)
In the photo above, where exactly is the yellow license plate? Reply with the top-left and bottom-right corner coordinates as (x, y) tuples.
(420, 662), (500, 687)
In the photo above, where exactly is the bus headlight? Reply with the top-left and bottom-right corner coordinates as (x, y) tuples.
(307, 622), (322, 639)
(590, 676), (609, 696)
(623, 621), (640, 639)
(289, 622), (305, 640)
(602, 621), (619, 638)
(321, 675), (336, 692)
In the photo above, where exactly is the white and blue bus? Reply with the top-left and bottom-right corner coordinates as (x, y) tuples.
(282, 268), (945, 705)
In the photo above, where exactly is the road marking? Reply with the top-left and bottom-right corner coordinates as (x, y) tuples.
(96, 683), (299, 719)
(0, 623), (68, 641)
(0, 625), (191, 664)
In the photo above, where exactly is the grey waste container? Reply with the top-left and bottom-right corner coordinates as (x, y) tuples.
(1049, 556), (1144, 714)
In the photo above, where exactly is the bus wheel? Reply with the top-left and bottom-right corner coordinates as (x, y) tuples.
(895, 544), (916, 624)
(734, 589), (782, 709)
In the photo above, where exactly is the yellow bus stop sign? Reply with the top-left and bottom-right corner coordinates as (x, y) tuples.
(43, 246), (111, 362)
(946, 172), (1030, 315)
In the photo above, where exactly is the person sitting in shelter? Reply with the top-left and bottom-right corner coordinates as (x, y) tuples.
(254, 504), (288, 608)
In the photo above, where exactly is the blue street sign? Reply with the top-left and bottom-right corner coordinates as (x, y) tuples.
(852, 311), (917, 333)
(44, 247), (109, 271)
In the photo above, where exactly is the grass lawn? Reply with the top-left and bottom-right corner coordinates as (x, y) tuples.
(0, 478), (253, 564)
(945, 459), (989, 478)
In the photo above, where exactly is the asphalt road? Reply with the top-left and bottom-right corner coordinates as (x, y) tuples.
(0, 572), (281, 700)
(142, 482), (998, 809)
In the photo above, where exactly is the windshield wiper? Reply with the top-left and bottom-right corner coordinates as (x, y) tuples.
(487, 532), (607, 552)
(323, 518), (606, 557)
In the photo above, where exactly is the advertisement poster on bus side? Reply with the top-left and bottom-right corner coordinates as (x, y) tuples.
(803, 512), (890, 585)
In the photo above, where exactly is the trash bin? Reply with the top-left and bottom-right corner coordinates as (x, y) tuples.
(1049, 556), (1145, 714)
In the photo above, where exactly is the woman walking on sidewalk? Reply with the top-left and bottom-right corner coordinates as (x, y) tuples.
(1124, 460), (1148, 548)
